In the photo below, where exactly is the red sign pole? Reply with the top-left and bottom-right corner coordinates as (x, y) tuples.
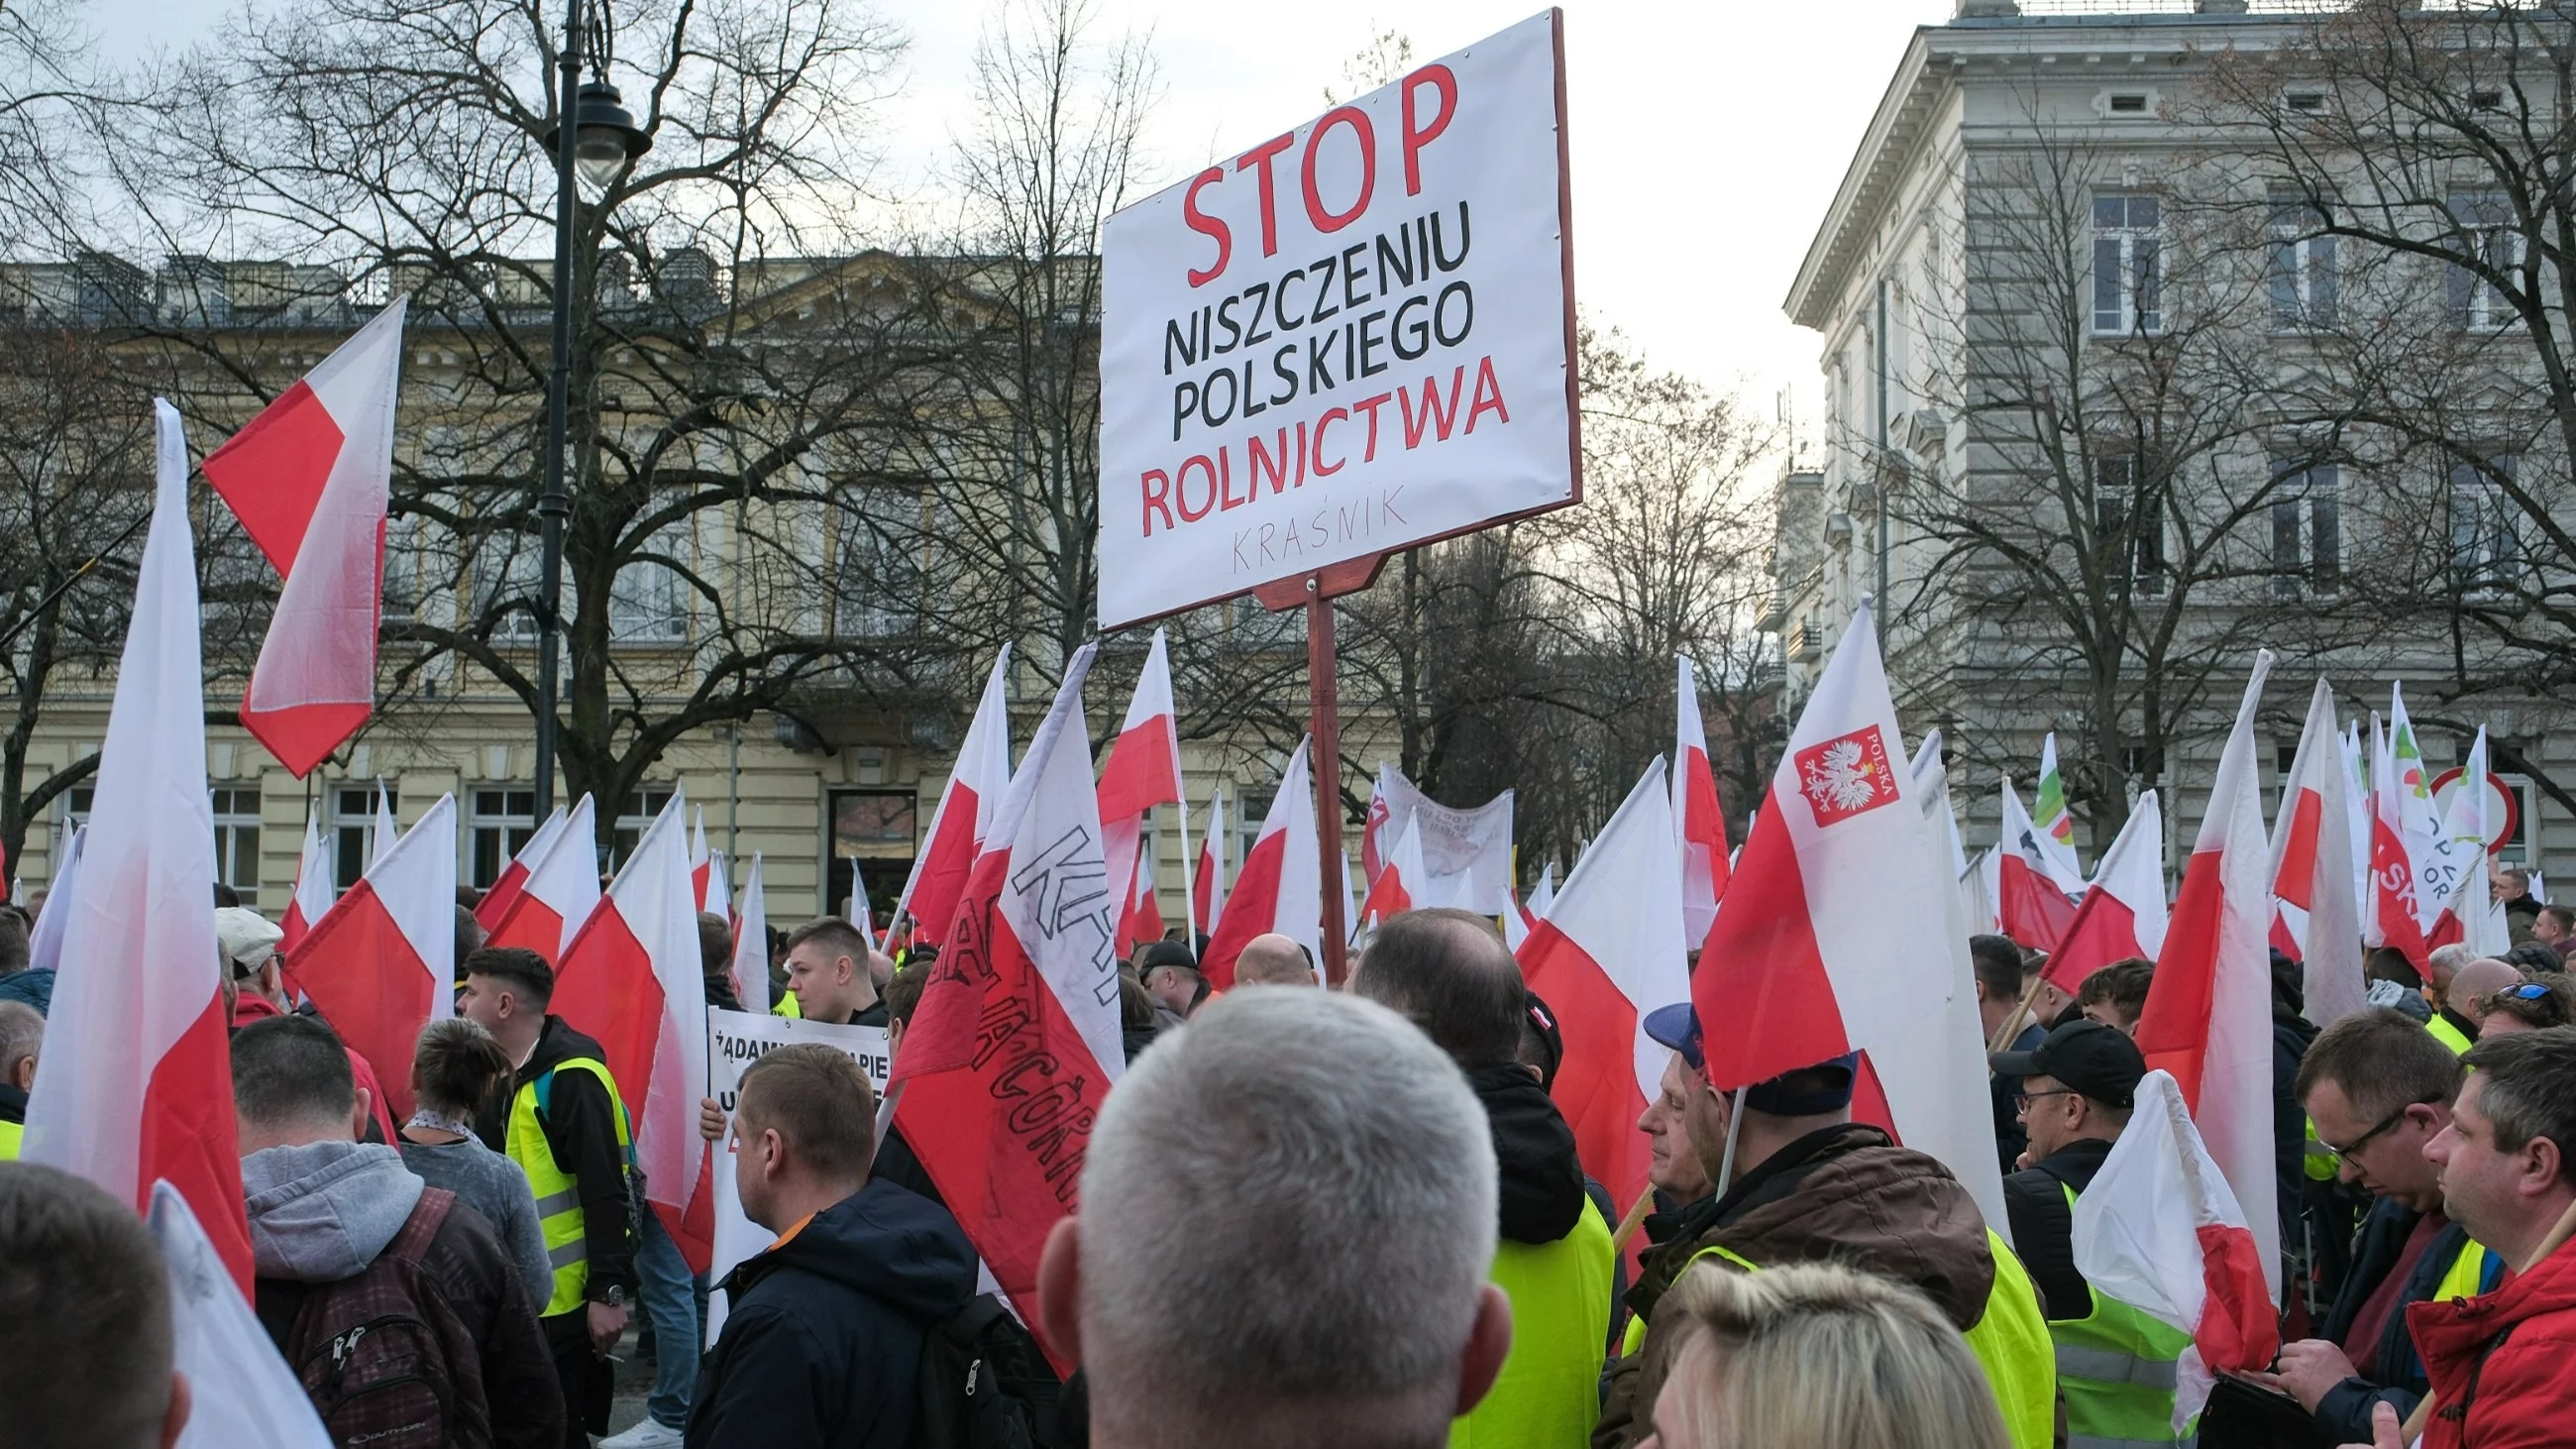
(1255, 553), (1389, 984)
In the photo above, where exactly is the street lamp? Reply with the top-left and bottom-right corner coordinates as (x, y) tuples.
(532, 6), (650, 819)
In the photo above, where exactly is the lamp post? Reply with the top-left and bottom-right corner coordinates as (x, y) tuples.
(531, 1), (649, 818)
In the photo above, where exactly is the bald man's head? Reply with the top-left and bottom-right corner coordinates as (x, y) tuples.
(1234, 934), (1317, 987)
(1349, 908), (1524, 1069)
(2453, 957), (2524, 1023)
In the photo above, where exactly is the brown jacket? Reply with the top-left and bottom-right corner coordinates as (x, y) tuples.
(1593, 1123), (1998, 1449)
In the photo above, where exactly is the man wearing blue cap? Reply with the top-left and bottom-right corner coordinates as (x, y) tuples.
(1592, 1002), (2056, 1449)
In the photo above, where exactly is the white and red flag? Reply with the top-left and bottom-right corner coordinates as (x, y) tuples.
(285, 794), (458, 1122)
(476, 805), (565, 934)
(2073, 1069), (2281, 1432)
(732, 853), (769, 1015)
(2269, 679), (2366, 1025)
(1118, 839), (1166, 953)
(1996, 780), (2079, 951)
(892, 644), (1126, 1359)
(2133, 652), (2282, 1302)
(552, 790), (711, 1269)
(1096, 627), (1193, 940)
(888, 647), (1013, 948)
(690, 808), (713, 911)
(1192, 785), (1229, 937)
(150, 1182), (335, 1449)
(1674, 654), (1732, 946)
(483, 795), (601, 964)
(1528, 861), (1556, 919)
(1200, 739), (1323, 990)
(703, 848), (731, 921)
(2363, 714), (2430, 968)
(2042, 790), (2168, 993)
(2425, 728), (2505, 955)
(371, 781), (398, 866)
(26, 824), (83, 974)
(280, 809), (335, 954)
(1517, 760), (1688, 1218)
(200, 301), (405, 777)
(1690, 599), (1952, 1093)
(23, 400), (252, 1291)
(1358, 813), (1428, 929)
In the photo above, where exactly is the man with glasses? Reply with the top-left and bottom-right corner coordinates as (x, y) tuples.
(2239, 1009), (2502, 1444)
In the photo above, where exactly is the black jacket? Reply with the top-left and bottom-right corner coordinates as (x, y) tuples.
(0, 1080), (25, 1126)
(688, 1176), (977, 1449)
(2306, 1198), (2486, 1443)
(1999, 1136), (2115, 1321)
(1467, 1063), (1587, 1244)
(2272, 1007), (2320, 1266)
(1991, 1020), (2047, 1174)
(472, 1016), (634, 1304)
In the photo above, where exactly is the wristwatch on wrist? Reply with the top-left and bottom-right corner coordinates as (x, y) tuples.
(598, 1285), (627, 1308)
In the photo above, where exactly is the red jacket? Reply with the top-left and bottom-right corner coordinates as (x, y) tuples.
(2408, 1229), (2576, 1448)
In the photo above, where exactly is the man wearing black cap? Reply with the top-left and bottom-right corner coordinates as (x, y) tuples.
(1136, 939), (1203, 1033)
(1594, 1003), (2055, 1449)
(1990, 1019), (2181, 1447)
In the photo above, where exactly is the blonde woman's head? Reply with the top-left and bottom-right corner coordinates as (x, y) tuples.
(1642, 1260), (2009, 1449)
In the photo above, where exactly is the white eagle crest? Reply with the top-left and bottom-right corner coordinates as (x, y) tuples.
(1801, 736), (1882, 815)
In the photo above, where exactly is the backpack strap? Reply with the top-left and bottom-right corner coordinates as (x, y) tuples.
(386, 1187), (457, 1269)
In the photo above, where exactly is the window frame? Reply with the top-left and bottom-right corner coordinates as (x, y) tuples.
(2446, 191), (2525, 331)
(2448, 456), (2522, 599)
(331, 783), (394, 890)
(2269, 460), (2343, 599)
(2268, 197), (2338, 330)
(2090, 452), (2168, 599)
(2092, 192), (2164, 336)
(468, 785), (540, 889)
(210, 785), (264, 898)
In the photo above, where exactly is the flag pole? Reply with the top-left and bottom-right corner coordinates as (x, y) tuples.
(1255, 553), (1386, 985)
(1714, 1087), (1747, 1198)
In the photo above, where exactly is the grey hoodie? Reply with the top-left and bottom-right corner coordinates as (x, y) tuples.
(241, 1140), (427, 1282)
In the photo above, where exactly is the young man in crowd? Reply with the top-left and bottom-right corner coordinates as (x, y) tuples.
(2075, 957), (2154, 1036)
(1136, 938), (1205, 1029)
(458, 946), (635, 1449)
(232, 1014), (563, 1448)
(0, 1162), (192, 1449)
(778, 918), (886, 1026)
(1035, 987), (1513, 1449)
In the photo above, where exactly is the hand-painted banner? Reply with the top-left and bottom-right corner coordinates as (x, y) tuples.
(1097, 9), (1577, 626)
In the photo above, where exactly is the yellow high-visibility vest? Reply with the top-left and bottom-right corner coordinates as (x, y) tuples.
(1451, 1196), (1614, 1449)
(503, 1055), (632, 1319)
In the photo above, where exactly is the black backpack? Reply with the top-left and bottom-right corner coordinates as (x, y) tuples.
(280, 1187), (491, 1449)
(914, 1293), (1073, 1449)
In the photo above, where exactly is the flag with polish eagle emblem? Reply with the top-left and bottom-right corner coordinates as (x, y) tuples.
(23, 400), (253, 1292)
(887, 647), (1013, 948)
(1517, 759), (1688, 1218)
(199, 300), (405, 777)
(285, 794), (458, 1121)
(1689, 599), (1953, 1093)
(1674, 655), (1732, 946)
(550, 790), (712, 1270)
(892, 644), (1126, 1359)
(483, 795), (601, 964)
(1200, 739), (1323, 990)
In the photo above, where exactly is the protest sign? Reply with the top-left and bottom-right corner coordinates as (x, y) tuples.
(1097, 9), (1577, 627)
(702, 1007), (891, 1342)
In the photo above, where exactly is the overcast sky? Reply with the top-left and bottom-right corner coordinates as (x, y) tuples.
(77, 0), (1956, 424)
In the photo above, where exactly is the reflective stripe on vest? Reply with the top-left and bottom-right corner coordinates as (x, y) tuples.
(2048, 1184), (2195, 1448)
(505, 1056), (631, 1318)
(1451, 1196), (1614, 1449)
(1657, 1231), (2057, 1449)
(0, 1118), (20, 1162)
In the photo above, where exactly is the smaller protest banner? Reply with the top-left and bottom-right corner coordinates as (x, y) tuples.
(702, 1007), (892, 1342)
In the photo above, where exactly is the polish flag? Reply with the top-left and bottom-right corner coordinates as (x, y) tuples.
(483, 795), (601, 964)
(285, 794), (458, 1121)
(893, 644), (1126, 1358)
(847, 869), (872, 941)
(551, 791), (710, 1270)
(2074, 1070), (2280, 1433)
(1997, 780), (2080, 951)
(703, 847), (731, 921)
(2134, 652), (2282, 1302)
(1097, 627), (1193, 939)
(1517, 760), (1688, 1217)
(1690, 598), (1953, 1092)
(2270, 680), (2365, 1026)
(2425, 728), (2504, 955)
(690, 808), (713, 911)
(888, 647), (1012, 948)
(1529, 861), (1556, 919)
(2042, 790), (2169, 992)
(475, 805), (565, 933)
(1192, 785), (1229, 936)
(1119, 839), (1166, 952)
(1674, 655), (1732, 946)
(1358, 813), (1426, 928)
(731, 854), (769, 1015)
(2340, 722), (2372, 912)
(280, 810), (335, 954)
(2032, 732), (2088, 888)
(26, 825), (84, 974)
(1201, 739), (1323, 990)
(2363, 715), (2430, 968)
(200, 301), (404, 777)
(23, 400), (252, 1292)
(1360, 769), (1390, 884)
(149, 1183), (335, 1449)
(371, 780), (398, 866)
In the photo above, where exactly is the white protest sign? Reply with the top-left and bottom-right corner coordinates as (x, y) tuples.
(1097, 10), (1577, 628)
(1368, 763), (1515, 914)
(702, 1007), (891, 1342)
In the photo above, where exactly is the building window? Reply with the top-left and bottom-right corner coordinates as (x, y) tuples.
(610, 510), (693, 644)
(2269, 198), (2337, 328)
(609, 787), (676, 870)
(473, 533), (541, 642)
(2093, 193), (2162, 335)
(2447, 192), (2522, 330)
(831, 485), (928, 639)
(2449, 457), (2522, 597)
(332, 784), (393, 889)
(2092, 454), (2166, 598)
(211, 787), (263, 898)
(469, 787), (539, 889)
(2270, 461), (2342, 598)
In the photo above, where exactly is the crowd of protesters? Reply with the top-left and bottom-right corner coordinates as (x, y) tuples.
(2, 864), (2575, 1449)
